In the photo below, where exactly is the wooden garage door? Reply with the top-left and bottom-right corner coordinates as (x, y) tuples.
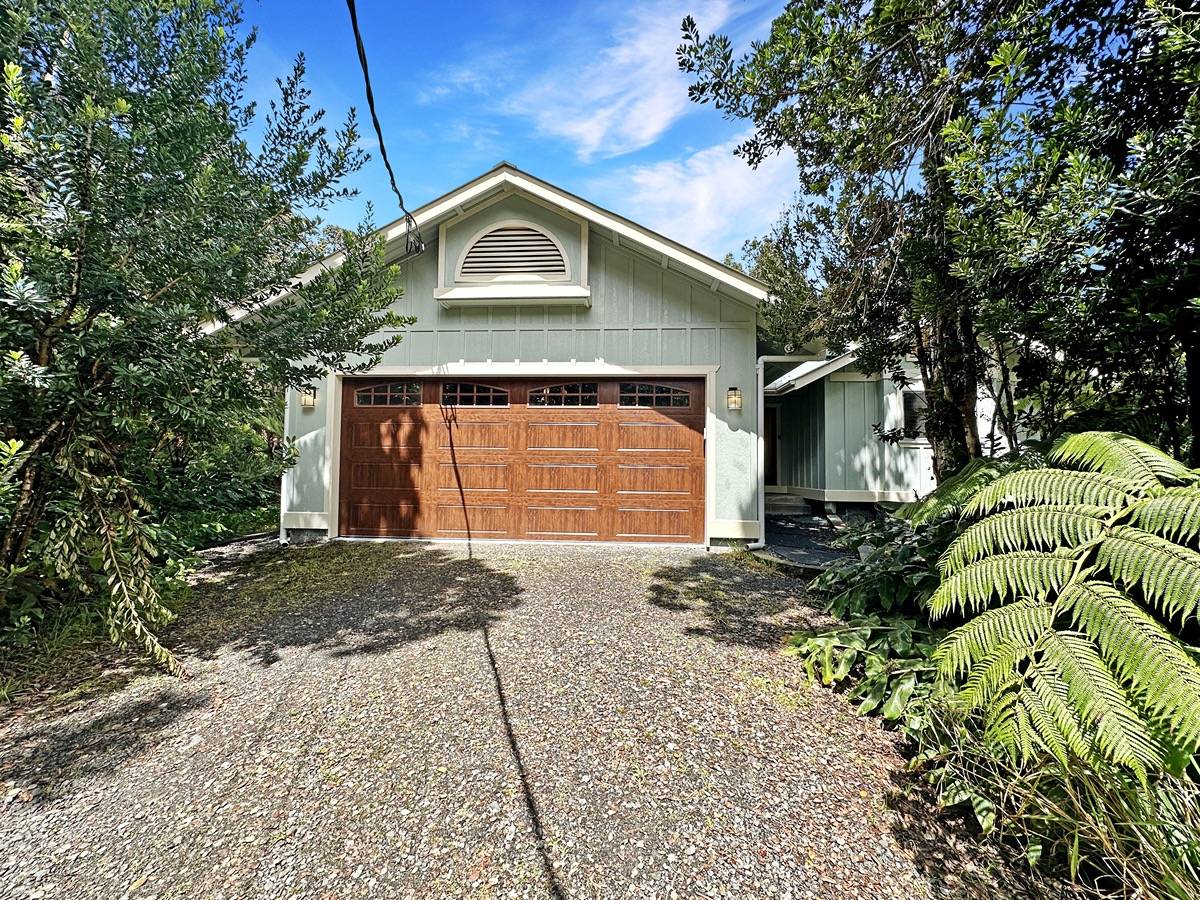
(339, 378), (705, 542)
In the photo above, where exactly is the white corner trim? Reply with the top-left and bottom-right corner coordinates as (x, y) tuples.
(283, 511), (330, 529)
(325, 372), (343, 538)
(709, 519), (760, 540)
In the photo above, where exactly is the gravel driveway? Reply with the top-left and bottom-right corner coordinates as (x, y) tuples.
(1, 540), (1016, 899)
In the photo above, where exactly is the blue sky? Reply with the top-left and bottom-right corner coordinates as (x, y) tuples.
(241, 0), (795, 261)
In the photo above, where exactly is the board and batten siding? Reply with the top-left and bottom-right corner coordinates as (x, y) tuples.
(776, 375), (935, 502)
(283, 218), (760, 541)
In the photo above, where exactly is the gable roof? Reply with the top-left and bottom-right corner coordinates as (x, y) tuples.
(209, 163), (769, 334)
(382, 162), (768, 302)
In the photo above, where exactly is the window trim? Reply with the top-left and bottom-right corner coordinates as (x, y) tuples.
(440, 381), (511, 408)
(454, 219), (572, 285)
(617, 382), (692, 409)
(353, 381), (422, 407)
(527, 382), (600, 408)
(900, 389), (929, 444)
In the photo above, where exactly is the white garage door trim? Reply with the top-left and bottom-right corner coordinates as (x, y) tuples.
(317, 363), (720, 546)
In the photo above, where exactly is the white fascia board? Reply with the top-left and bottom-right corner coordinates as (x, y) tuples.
(766, 351), (859, 394)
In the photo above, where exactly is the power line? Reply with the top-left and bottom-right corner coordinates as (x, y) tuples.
(345, 0), (424, 255)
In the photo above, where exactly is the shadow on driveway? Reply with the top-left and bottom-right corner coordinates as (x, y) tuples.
(645, 552), (829, 650)
(175, 539), (524, 667)
(1, 540), (524, 804)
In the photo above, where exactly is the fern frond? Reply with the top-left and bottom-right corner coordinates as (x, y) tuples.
(1039, 631), (1164, 774)
(1095, 526), (1200, 624)
(964, 468), (1144, 517)
(1050, 431), (1198, 489)
(939, 505), (1108, 575)
(936, 599), (1054, 678)
(955, 644), (1028, 708)
(1027, 667), (1096, 764)
(898, 453), (1037, 524)
(1061, 581), (1200, 750)
(929, 552), (1077, 619)
(1127, 488), (1200, 544)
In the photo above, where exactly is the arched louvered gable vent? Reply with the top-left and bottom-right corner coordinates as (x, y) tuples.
(458, 224), (567, 279)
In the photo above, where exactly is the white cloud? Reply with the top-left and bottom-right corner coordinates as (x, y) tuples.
(508, 0), (733, 161)
(593, 136), (797, 259)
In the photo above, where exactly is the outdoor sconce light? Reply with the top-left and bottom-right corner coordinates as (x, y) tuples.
(727, 386), (743, 411)
(299, 386), (318, 410)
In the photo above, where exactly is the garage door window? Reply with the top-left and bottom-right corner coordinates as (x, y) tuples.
(529, 382), (599, 407)
(618, 382), (690, 408)
(355, 382), (421, 406)
(441, 382), (509, 406)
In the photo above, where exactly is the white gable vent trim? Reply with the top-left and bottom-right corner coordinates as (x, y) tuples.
(456, 220), (570, 282)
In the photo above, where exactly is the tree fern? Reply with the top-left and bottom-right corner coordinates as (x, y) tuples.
(1128, 488), (1200, 544)
(965, 468), (1146, 516)
(897, 453), (1038, 524)
(939, 505), (1109, 575)
(1038, 631), (1165, 775)
(1095, 526), (1200, 624)
(929, 552), (1077, 618)
(936, 599), (1054, 677)
(1061, 582), (1200, 747)
(1049, 431), (1198, 489)
(907, 432), (1200, 778)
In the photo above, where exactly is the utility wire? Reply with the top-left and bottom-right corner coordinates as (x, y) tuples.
(345, 0), (424, 255)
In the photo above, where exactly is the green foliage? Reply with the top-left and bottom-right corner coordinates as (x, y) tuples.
(790, 516), (953, 736)
(0, 0), (410, 667)
(919, 710), (1200, 897)
(929, 432), (1200, 777)
(896, 452), (1041, 524)
(786, 615), (940, 732)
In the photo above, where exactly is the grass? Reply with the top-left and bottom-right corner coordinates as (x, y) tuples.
(0, 537), (424, 708)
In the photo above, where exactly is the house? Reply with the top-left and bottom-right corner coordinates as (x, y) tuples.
(762, 353), (937, 506)
(277, 163), (935, 547)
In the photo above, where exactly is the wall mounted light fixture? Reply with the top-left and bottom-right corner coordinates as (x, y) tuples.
(299, 386), (318, 410)
(727, 386), (743, 411)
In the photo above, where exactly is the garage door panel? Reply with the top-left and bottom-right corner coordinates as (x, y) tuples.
(526, 421), (601, 451)
(438, 421), (513, 451)
(351, 420), (425, 451)
(350, 462), (422, 492)
(344, 500), (421, 536)
(526, 462), (600, 494)
(435, 503), (510, 536)
(436, 462), (511, 492)
(614, 463), (697, 496)
(341, 378), (705, 543)
(526, 504), (602, 538)
(615, 506), (694, 540)
(617, 421), (701, 453)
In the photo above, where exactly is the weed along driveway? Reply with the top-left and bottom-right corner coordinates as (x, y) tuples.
(2, 541), (1011, 899)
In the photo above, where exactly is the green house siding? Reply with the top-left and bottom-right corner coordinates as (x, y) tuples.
(776, 376), (935, 501)
(283, 197), (761, 540)
(777, 384), (824, 488)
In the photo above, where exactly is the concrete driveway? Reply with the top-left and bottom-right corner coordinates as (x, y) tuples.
(1, 540), (1012, 899)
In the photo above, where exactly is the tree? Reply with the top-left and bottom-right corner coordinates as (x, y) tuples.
(680, 0), (1200, 470)
(0, 0), (411, 668)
